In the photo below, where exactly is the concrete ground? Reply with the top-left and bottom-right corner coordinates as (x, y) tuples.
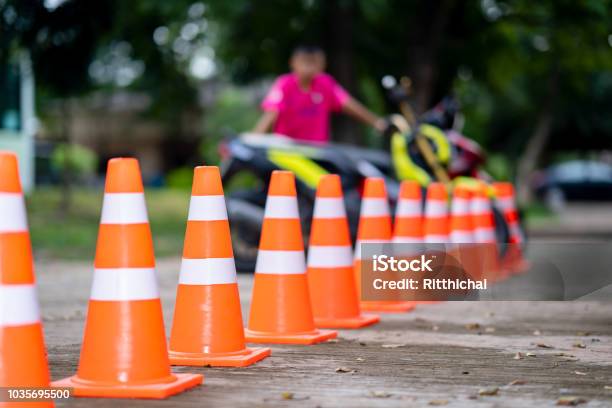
(37, 257), (611, 408)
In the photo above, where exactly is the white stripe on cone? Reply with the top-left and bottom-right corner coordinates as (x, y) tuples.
(0, 284), (40, 326)
(470, 198), (490, 214)
(360, 198), (390, 217)
(495, 197), (515, 211)
(90, 268), (159, 301)
(395, 199), (421, 217)
(450, 230), (474, 244)
(313, 197), (346, 218)
(451, 198), (470, 215)
(179, 258), (237, 285)
(264, 196), (299, 219)
(509, 224), (524, 242)
(474, 228), (496, 243)
(425, 200), (448, 217)
(307, 245), (352, 268)
(0, 193), (28, 232)
(255, 250), (306, 274)
(101, 193), (148, 224)
(354, 239), (390, 260)
(188, 195), (228, 221)
(425, 234), (450, 243)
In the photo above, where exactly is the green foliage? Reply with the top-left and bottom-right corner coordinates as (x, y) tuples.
(485, 153), (512, 181)
(201, 86), (260, 163)
(27, 188), (188, 259)
(51, 143), (98, 178)
(165, 166), (193, 190)
(4, 0), (612, 173)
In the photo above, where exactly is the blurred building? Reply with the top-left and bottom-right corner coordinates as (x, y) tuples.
(37, 90), (203, 183)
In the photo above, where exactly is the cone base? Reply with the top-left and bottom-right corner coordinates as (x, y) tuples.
(359, 301), (415, 313)
(244, 328), (337, 345)
(504, 259), (530, 275)
(314, 313), (380, 329)
(51, 373), (203, 399)
(169, 347), (271, 367)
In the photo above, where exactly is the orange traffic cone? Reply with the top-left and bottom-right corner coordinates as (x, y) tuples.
(245, 171), (337, 344)
(306, 174), (379, 329)
(450, 185), (482, 281)
(470, 184), (501, 282)
(52, 158), (202, 399)
(169, 166), (270, 366)
(493, 182), (529, 274)
(423, 183), (450, 243)
(393, 180), (424, 244)
(450, 186), (473, 244)
(354, 177), (415, 312)
(0, 151), (53, 408)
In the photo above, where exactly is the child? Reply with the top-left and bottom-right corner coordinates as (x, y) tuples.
(254, 45), (385, 144)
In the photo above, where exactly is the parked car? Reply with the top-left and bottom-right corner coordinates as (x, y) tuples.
(533, 160), (612, 210)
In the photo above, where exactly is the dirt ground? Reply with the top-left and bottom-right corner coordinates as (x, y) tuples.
(35, 256), (612, 408)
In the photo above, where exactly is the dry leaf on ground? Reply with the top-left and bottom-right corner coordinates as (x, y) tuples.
(382, 343), (406, 349)
(478, 387), (499, 396)
(369, 390), (392, 398)
(428, 399), (449, 406)
(557, 396), (587, 406)
(536, 343), (554, 349)
(508, 379), (527, 386)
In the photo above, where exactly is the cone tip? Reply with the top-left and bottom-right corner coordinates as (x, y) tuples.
(452, 185), (471, 199)
(316, 174), (343, 198)
(399, 180), (421, 199)
(427, 182), (447, 200)
(493, 181), (514, 196)
(268, 170), (296, 196)
(363, 177), (387, 198)
(192, 166), (224, 196)
(0, 151), (22, 193)
(105, 157), (144, 193)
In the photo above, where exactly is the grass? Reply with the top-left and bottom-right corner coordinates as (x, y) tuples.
(27, 188), (190, 260)
(521, 201), (557, 225)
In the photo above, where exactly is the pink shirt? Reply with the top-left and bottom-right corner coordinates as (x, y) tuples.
(261, 73), (350, 143)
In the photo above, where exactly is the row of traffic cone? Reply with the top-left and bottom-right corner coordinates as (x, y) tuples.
(1, 150), (525, 402)
(390, 178), (527, 283)
(0, 154), (369, 402)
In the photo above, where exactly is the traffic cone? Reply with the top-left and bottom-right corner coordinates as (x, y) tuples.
(392, 180), (430, 305)
(0, 151), (54, 408)
(245, 171), (337, 344)
(393, 180), (424, 244)
(470, 184), (501, 282)
(354, 177), (415, 312)
(423, 182), (450, 243)
(52, 158), (202, 399)
(493, 182), (529, 274)
(169, 166), (271, 366)
(306, 174), (379, 329)
(450, 185), (482, 281)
